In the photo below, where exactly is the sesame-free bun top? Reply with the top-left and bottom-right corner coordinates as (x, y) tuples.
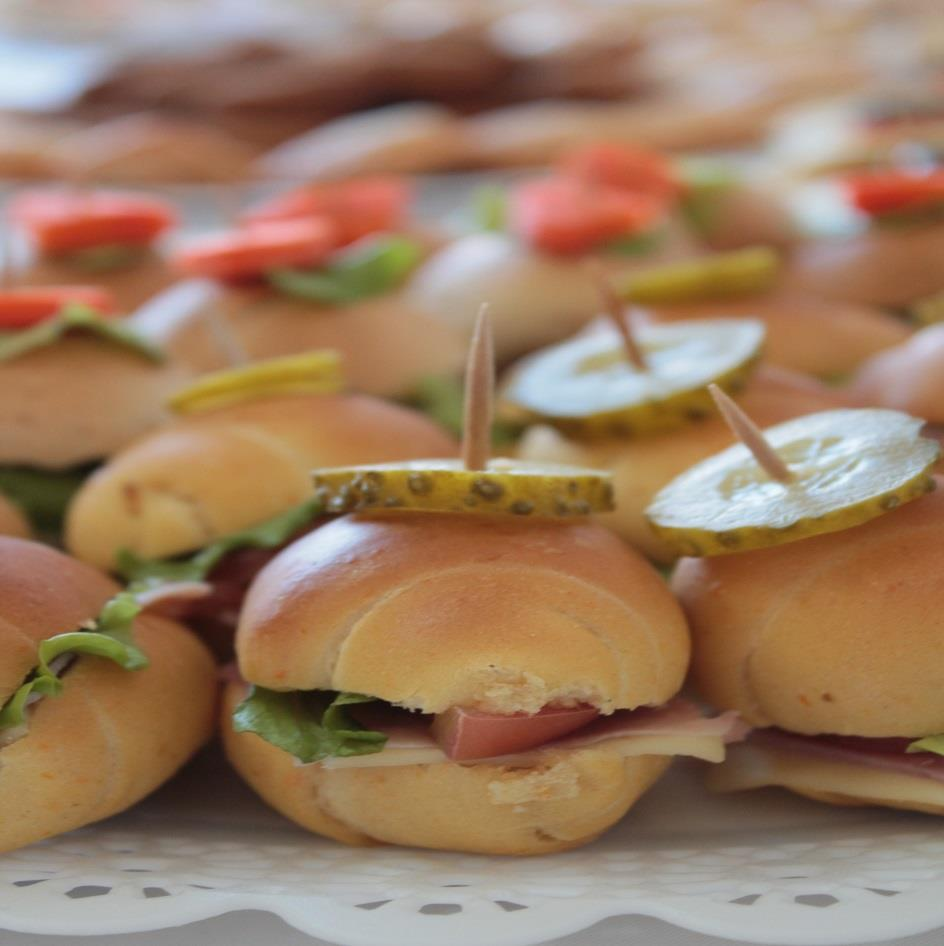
(0, 537), (216, 852)
(850, 325), (944, 423)
(145, 284), (467, 399)
(65, 393), (457, 570)
(673, 481), (944, 738)
(237, 512), (689, 716)
(517, 365), (849, 561)
(0, 336), (190, 469)
(786, 223), (944, 308)
(0, 495), (29, 539)
(640, 290), (909, 378)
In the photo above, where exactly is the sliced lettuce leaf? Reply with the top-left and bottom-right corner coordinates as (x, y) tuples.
(0, 590), (148, 733)
(117, 496), (323, 591)
(268, 235), (421, 305)
(908, 734), (944, 756)
(59, 244), (150, 273)
(0, 304), (165, 364)
(408, 374), (522, 447)
(472, 185), (507, 232)
(0, 463), (93, 537)
(603, 228), (665, 257)
(232, 687), (387, 763)
(678, 161), (738, 235)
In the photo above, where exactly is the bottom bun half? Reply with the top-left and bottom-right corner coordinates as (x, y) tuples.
(0, 615), (217, 853)
(708, 743), (944, 817)
(222, 682), (671, 855)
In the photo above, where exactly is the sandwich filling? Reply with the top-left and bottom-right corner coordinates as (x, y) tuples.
(232, 687), (747, 769)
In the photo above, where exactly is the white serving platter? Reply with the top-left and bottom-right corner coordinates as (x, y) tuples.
(1, 744), (943, 946)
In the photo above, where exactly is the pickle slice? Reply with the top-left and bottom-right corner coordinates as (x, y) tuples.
(169, 350), (344, 415)
(646, 408), (940, 556)
(502, 318), (764, 439)
(312, 459), (614, 517)
(618, 247), (780, 305)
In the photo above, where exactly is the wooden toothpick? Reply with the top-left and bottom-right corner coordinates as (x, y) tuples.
(204, 308), (250, 367)
(461, 304), (494, 471)
(709, 384), (793, 483)
(587, 260), (646, 371)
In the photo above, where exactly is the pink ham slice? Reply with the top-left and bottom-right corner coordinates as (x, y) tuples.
(350, 697), (747, 761)
(750, 729), (944, 783)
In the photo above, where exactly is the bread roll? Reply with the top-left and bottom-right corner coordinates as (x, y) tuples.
(66, 393), (457, 569)
(225, 511), (688, 854)
(517, 366), (848, 560)
(673, 482), (944, 737)
(0, 537), (216, 853)
(0, 337), (191, 469)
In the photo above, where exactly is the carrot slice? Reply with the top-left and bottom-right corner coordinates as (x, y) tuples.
(243, 177), (411, 246)
(0, 286), (116, 328)
(9, 190), (176, 254)
(559, 143), (681, 202)
(174, 218), (337, 282)
(846, 169), (944, 216)
(510, 177), (665, 255)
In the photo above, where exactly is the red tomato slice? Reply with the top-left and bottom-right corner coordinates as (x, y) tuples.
(559, 142), (681, 202)
(431, 704), (600, 761)
(174, 218), (337, 282)
(846, 169), (944, 216)
(511, 177), (665, 255)
(243, 177), (411, 246)
(0, 286), (116, 328)
(9, 189), (176, 254)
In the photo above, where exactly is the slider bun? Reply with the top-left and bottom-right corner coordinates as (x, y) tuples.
(787, 224), (944, 308)
(237, 512), (689, 715)
(148, 286), (467, 399)
(673, 480), (944, 737)
(642, 291), (909, 378)
(17, 249), (174, 313)
(222, 680), (671, 855)
(0, 537), (216, 853)
(65, 393), (456, 569)
(849, 325), (944, 423)
(408, 227), (698, 361)
(517, 366), (848, 561)
(709, 742), (944, 817)
(0, 336), (190, 469)
(0, 495), (29, 539)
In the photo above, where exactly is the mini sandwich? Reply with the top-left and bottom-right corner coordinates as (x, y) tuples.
(157, 178), (466, 398)
(408, 143), (699, 360)
(221, 313), (744, 855)
(0, 536), (216, 853)
(0, 285), (192, 536)
(648, 393), (944, 815)
(788, 167), (944, 308)
(65, 352), (456, 654)
(9, 188), (178, 311)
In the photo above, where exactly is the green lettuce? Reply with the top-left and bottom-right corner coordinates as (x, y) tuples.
(408, 375), (522, 447)
(603, 228), (665, 257)
(232, 688), (387, 763)
(0, 463), (93, 537)
(0, 591), (148, 733)
(472, 185), (507, 232)
(268, 235), (421, 305)
(60, 244), (149, 273)
(117, 496), (323, 591)
(908, 735), (944, 756)
(0, 305), (164, 364)
(678, 160), (738, 236)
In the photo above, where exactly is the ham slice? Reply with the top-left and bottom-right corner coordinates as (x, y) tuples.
(749, 729), (944, 783)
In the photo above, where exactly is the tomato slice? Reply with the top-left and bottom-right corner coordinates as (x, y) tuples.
(511, 176), (665, 255)
(845, 169), (944, 216)
(174, 218), (337, 282)
(0, 286), (116, 328)
(243, 177), (411, 246)
(559, 142), (681, 202)
(431, 704), (600, 761)
(9, 189), (176, 254)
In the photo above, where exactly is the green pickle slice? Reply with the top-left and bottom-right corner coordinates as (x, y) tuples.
(502, 318), (764, 439)
(312, 459), (614, 517)
(646, 408), (940, 556)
